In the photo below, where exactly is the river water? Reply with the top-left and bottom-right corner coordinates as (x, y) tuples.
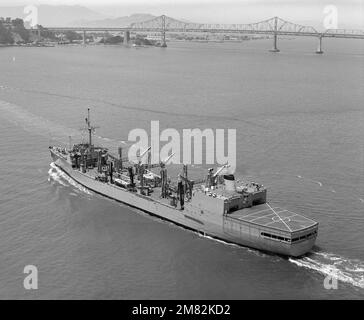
(0, 37), (363, 299)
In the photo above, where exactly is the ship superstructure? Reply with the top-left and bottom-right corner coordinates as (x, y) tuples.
(50, 109), (318, 257)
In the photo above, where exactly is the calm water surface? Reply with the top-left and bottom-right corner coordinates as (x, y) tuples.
(0, 38), (363, 299)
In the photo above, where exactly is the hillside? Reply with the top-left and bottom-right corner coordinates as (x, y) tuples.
(0, 5), (107, 27)
(71, 13), (156, 27)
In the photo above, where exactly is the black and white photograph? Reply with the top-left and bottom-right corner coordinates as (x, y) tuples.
(0, 0), (363, 304)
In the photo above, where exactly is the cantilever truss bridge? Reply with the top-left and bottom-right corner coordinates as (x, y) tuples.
(34, 15), (364, 53)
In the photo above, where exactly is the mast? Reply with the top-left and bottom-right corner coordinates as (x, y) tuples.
(87, 108), (92, 147)
(84, 108), (99, 148)
(68, 136), (72, 151)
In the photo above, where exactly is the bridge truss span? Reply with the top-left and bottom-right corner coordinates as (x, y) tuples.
(35, 15), (364, 53)
(129, 15), (364, 53)
(323, 28), (364, 39)
(130, 15), (319, 36)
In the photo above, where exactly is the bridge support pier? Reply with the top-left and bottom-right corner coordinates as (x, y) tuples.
(35, 27), (41, 42)
(316, 36), (323, 54)
(82, 30), (86, 46)
(269, 34), (280, 52)
(161, 15), (167, 47)
(123, 30), (130, 45)
(161, 32), (167, 47)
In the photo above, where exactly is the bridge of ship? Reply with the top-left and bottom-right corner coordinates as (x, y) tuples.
(31, 15), (364, 53)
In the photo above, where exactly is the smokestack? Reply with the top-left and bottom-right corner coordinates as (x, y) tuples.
(224, 174), (236, 192)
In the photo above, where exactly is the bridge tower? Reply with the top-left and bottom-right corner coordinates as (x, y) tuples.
(316, 35), (324, 54)
(161, 15), (167, 47)
(269, 17), (280, 52)
(123, 30), (130, 45)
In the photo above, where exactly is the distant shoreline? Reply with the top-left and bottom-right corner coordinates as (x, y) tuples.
(0, 43), (55, 48)
(0, 37), (273, 49)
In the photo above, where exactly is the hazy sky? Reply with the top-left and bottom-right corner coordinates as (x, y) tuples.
(1, 0), (363, 29)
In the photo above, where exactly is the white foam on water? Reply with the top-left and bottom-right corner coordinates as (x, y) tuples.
(0, 84), (15, 90)
(184, 229), (363, 287)
(294, 174), (323, 187)
(247, 248), (271, 258)
(345, 267), (364, 273)
(289, 251), (364, 289)
(48, 163), (92, 196)
(197, 233), (275, 259)
(198, 233), (240, 248)
(48, 166), (68, 187)
(315, 181), (323, 187)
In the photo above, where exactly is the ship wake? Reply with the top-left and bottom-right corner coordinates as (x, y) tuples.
(0, 100), (125, 153)
(48, 162), (92, 196)
(197, 232), (364, 289)
(289, 250), (364, 289)
(46, 161), (364, 289)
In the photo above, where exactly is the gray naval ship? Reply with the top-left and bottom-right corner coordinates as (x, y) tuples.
(50, 109), (318, 257)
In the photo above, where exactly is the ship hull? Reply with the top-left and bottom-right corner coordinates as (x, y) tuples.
(50, 150), (317, 257)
